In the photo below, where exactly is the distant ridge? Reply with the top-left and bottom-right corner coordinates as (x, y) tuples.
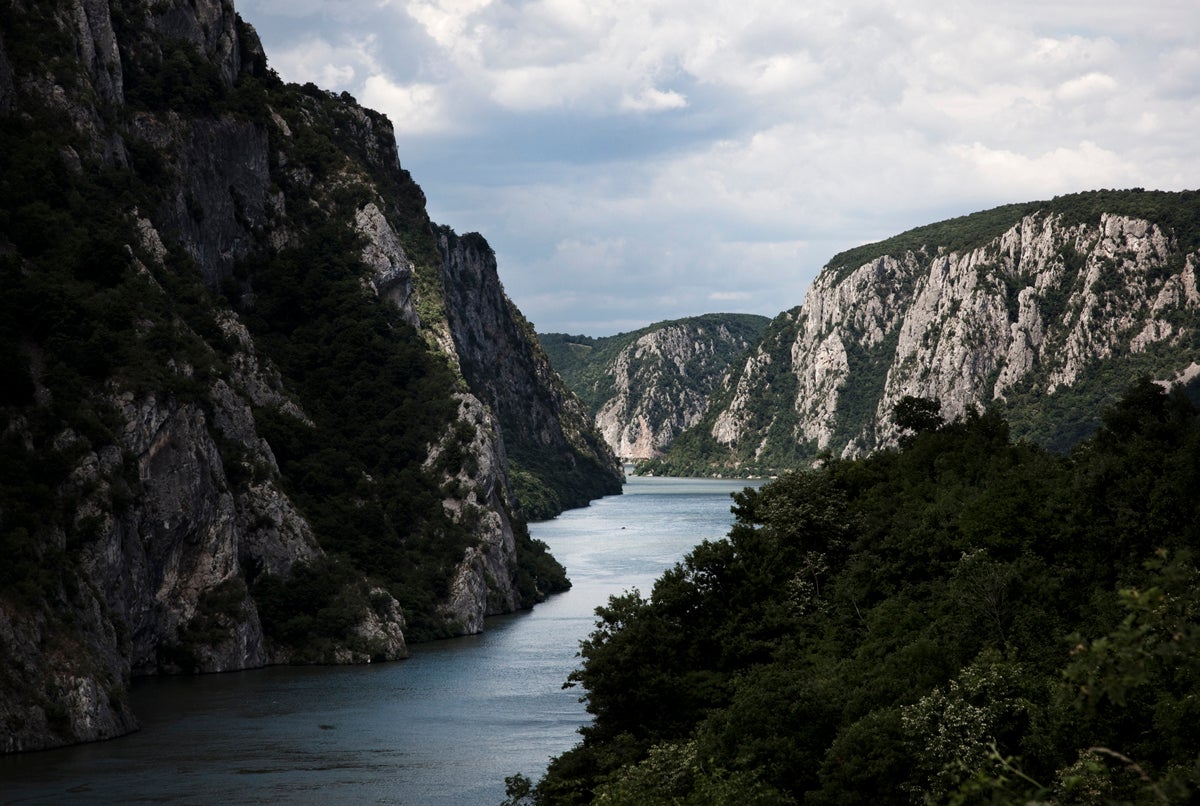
(539, 313), (769, 460)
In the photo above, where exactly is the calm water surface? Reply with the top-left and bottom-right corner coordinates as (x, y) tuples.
(0, 476), (761, 805)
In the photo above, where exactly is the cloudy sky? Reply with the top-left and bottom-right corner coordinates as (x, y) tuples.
(236, 0), (1198, 336)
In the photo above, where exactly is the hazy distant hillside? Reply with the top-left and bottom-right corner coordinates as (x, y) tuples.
(539, 314), (769, 459)
(649, 189), (1200, 476)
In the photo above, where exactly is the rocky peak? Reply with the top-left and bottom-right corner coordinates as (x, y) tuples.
(439, 229), (623, 517)
(132, 0), (251, 87)
(661, 192), (1200, 474)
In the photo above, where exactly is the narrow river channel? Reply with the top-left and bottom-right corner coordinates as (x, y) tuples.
(1, 476), (761, 805)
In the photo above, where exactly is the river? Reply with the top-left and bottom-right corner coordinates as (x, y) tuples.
(0, 476), (761, 805)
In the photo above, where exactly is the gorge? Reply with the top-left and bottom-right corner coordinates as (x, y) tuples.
(4, 0), (1200, 784)
(539, 314), (769, 462)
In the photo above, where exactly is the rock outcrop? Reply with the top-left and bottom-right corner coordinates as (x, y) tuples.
(441, 230), (623, 519)
(666, 192), (1200, 472)
(540, 314), (769, 461)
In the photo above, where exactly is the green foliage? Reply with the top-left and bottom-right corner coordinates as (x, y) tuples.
(121, 38), (226, 116)
(998, 337), (1200, 453)
(0, 432), (75, 605)
(252, 557), (393, 662)
(826, 189), (1200, 281)
(828, 326), (902, 451)
(503, 773), (537, 806)
(513, 521), (571, 602)
(160, 578), (252, 672)
(894, 395), (944, 436)
(509, 444), (620, 522)
(534, 382), (1200, 804)
(590, 740), (794, 805)
(241, 223), (469, 640)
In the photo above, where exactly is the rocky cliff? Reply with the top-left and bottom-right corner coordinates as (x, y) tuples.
(0, 0), (615, 752)
(539, 314), (769, 461)
(660, 191), (1200, 474)
(440, 230), (623, 519)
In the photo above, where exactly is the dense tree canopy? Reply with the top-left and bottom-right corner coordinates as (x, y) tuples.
(525, 379), (1200, 804)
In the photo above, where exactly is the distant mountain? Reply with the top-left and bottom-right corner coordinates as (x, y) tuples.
(539, 314), (769, 460)
(651, 189), (1200, 475)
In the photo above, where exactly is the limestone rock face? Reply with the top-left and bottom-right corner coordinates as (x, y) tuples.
(693, 202), (1200, 469)
(711, 321), (789, 453)
(356, 202), (420, 328)
(158, 117), (272, 285)
(439, 230), (623, 517)
(594, 321), (764, 460)
(162, 0), (243, 82)
(69, 0), (125, 107)
(0, 322), (333, 749)
(429, 395), (522, 634)
(540, 315), (769, 463)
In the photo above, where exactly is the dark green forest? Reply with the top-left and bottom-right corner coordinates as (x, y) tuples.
(514, 379), (1200, 804)
(825, 189), (1200, 282)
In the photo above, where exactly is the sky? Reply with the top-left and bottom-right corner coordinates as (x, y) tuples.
(235, 0), (1199, 336)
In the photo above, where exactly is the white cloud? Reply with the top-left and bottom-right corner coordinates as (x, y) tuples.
(360, 75), (453, 134)
(266, 36), (374, 89)
(1056, 72), (1118, 102)
(619, 88), (687, 112)
(236, 0), (1200, 334)
(949, 140), (1135, 196)
(404, 0), (493, 62)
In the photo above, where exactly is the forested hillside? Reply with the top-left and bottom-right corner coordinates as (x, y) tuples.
(651, 190), (1200, 476)
(522, 379), (1200, 804)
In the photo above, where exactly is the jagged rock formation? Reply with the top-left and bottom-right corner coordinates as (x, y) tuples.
(0, 0), (617, 752)
(661, 191), (1200, 474)
(539, 314), (769, 461)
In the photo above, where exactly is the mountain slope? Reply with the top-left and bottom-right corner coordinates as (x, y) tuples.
(439, 229), (623, 519)
(657, 190), (1200, 475)
(0, 0), (618, 752)
(539, 314), (769, 460)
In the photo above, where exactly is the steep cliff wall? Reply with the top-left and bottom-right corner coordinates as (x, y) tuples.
(0, 0), (611, 752)
(439, 230), (623, 519)
(663, 192), (1200, 473)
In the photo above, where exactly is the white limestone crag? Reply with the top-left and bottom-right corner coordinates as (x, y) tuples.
(428, 395), (522, 634)
(704, 209), (1200, 462)
(595, 324), (729, 459)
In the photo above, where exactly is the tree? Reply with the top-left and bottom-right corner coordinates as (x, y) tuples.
(894, 395), (944, 436)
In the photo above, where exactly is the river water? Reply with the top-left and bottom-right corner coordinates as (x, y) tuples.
(1, 476), (761, 805)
